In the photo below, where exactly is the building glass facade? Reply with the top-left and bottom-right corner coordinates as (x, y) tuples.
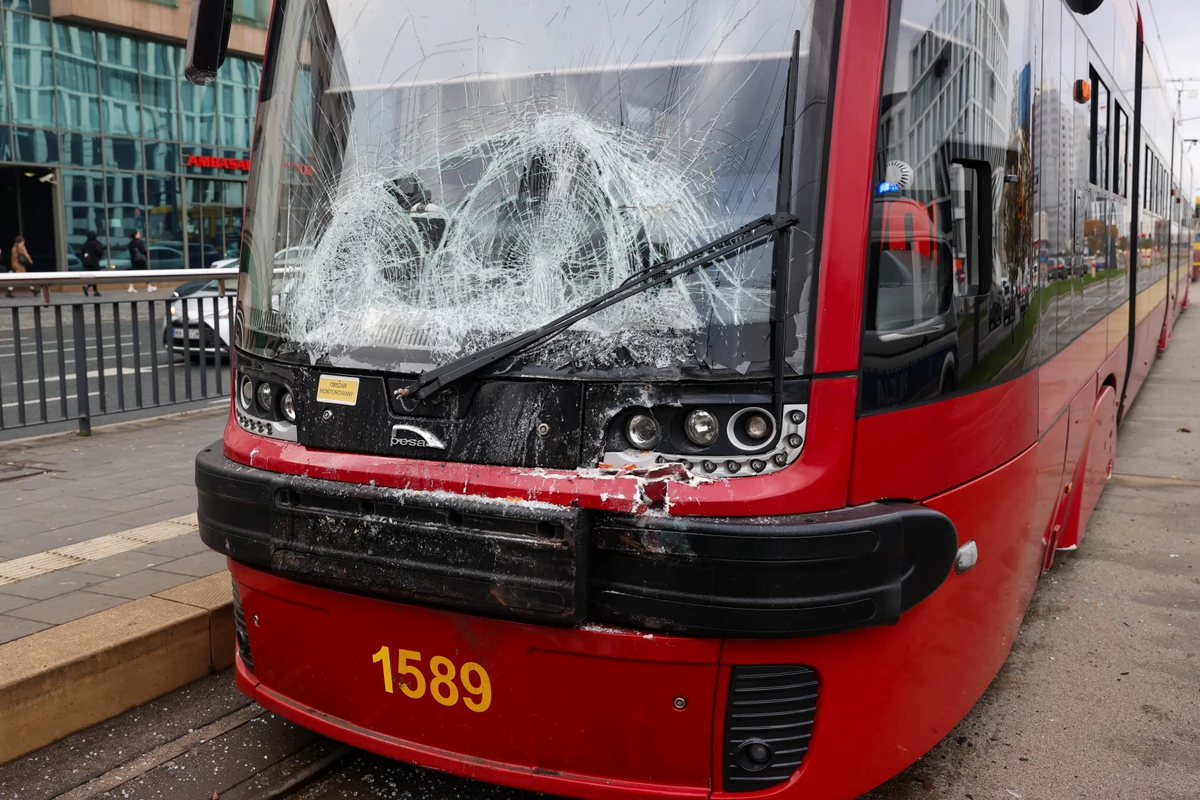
(0, 2), (260, 271)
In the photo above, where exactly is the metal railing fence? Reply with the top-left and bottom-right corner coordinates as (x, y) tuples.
(0, 270), (239, 434)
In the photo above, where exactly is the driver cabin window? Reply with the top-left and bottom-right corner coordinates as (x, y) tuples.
(868, 193), (953, 336)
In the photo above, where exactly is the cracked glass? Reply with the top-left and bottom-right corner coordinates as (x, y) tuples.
(239, 0), (837, 379)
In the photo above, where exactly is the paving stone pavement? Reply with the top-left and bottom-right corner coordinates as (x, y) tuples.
(0, 408), (226, 644)
(0, 409), (224, 558)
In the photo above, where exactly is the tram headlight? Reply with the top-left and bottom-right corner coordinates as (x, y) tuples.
(625, 412), (661, 450)
(683, 409), (718, 447)
(728, 407), (775, 450)
(256, 382), (274, 414)
(744, 412), (772, 441)
(239, 377), (254, 410)
(280, 390), (296, 422)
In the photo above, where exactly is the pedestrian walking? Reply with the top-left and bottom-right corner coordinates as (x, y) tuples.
(80, 231), (103, 297)
(10, 236), (38, 298)
(128, 230), (155, 293)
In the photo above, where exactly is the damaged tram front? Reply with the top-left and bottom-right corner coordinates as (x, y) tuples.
(191, 1), (968, 798)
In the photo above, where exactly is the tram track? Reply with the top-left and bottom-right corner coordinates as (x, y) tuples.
(38, 698), (353, 800)
(208, 741), (352, 800)
(50, 705), (266, 800)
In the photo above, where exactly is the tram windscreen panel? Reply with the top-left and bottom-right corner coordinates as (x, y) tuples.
(239, 0), (828, 379)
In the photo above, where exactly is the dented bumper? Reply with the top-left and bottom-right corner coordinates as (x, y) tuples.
(197, 443), (957, 638)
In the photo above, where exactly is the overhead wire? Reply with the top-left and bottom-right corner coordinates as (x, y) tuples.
(1142, 0), (1175, 85)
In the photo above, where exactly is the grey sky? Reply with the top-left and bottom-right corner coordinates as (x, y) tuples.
(1141, 0), (1200, 178)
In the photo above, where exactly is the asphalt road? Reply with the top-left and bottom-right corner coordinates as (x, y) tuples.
(0, 290), (229, 438)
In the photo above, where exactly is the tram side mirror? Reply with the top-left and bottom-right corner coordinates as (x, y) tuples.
(949, 161), (993, 300)
(1065, 0), (1105, 14)
(185, 0), (234, 86)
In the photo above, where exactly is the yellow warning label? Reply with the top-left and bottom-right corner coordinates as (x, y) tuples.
(316, 375), (360, 406)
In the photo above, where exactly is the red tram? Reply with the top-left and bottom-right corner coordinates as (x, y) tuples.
(188, 0), (1193, 796)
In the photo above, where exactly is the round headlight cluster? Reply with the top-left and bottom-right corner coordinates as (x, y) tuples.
(239, 377), (254, 410)
(617, 405), (787, 468)
(256, 381), (274, 414)
(625, 412), (661, 450)
(280, 390), (296, 422)
(684, 409), (718, 446)
(728, 407), (776, 450)
(744, 412), (772, 441)
(240, 374), (297, 425)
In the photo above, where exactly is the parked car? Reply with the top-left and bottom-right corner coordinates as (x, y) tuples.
(1001, 280), (1015, 325)
(273, 246), (312, 266)
(163, 247), (300, 314)
(138, 241), (223, 270)
(183, 242), (224, 269)
(173, 257), (238, 296)
(147, 244), (187, 270)
(1048, 257), (1067, 281)
(162, 277), (236, 358)
(987, 285), (1003, 329)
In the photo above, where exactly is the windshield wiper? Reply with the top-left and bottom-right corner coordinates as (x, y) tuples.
(399, 211), (798, 401)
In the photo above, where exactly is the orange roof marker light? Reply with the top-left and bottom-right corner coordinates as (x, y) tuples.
(1074, 78), (1092, 105)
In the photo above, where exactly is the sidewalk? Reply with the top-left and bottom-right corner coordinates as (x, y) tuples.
(0, 287), (178, 308)
(0, 409), (226, 644)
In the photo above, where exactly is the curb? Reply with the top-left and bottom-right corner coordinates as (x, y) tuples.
(0, 404), (227, 450)
(0, 570), (234, 765)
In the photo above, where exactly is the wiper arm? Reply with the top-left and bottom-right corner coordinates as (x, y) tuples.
(400, 211), (798, 401)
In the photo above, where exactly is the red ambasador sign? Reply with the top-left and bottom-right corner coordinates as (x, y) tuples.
(186, 154), (251, 171)
(185, 154), (315, 176)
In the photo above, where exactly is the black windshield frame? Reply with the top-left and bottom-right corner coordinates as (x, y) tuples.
(237, 0), (842, 382)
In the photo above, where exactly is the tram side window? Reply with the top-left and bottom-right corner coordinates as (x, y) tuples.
(1152, 158), (1158, 214)
(1160, 163), (1167, 215)
(1114, 105), (1128, 197)
(1144, 146), (1151, 210)
(1150, 154), (1157, 213)
(1150, 155), (1155, 212)
(1161, 163), (1166, 215)
(1089, 70), (1110, 190)
(1156, 158), (1162, 214)
(864, 0), (1036, 412)
(1155, 158), (1162, 214)
(1163, 165), (1169, 215)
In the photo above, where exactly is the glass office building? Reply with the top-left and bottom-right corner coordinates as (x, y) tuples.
(0, 0), (263, 272)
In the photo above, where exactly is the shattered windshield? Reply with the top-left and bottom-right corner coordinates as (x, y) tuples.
(239, 0), (837, 378)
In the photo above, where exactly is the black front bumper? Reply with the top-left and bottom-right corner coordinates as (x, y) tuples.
(197, 442), (958, 638)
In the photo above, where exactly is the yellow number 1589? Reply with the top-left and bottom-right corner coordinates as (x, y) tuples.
(371, 646), (491, 713)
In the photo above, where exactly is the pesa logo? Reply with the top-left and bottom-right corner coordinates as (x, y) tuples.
(389, 424), (446, 449)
